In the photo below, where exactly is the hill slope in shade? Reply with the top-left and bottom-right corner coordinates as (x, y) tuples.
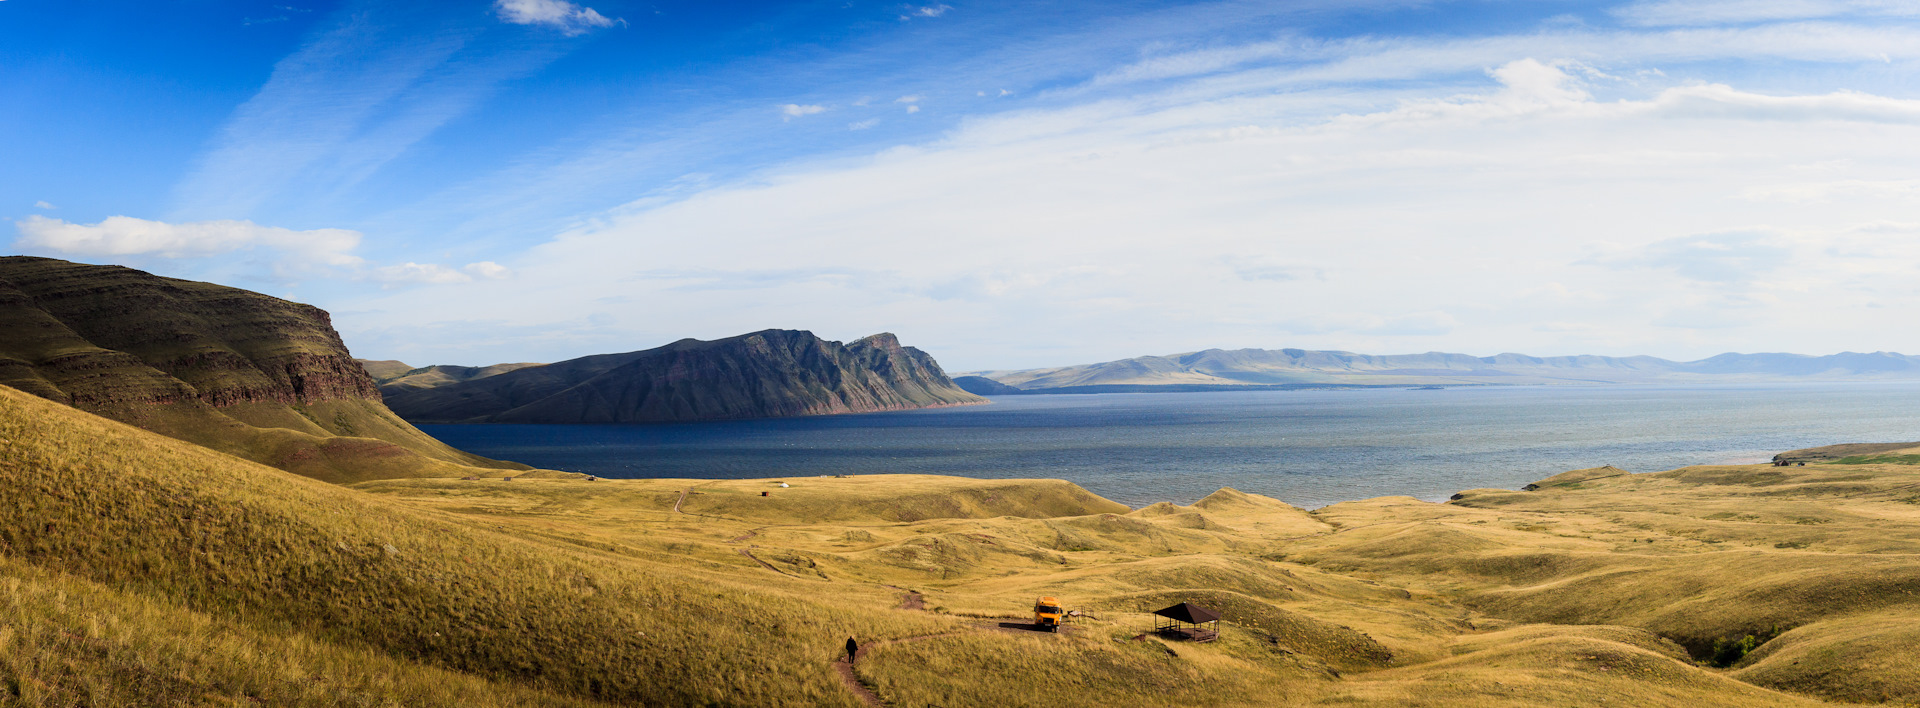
(952, 374), (1026, 395)
(0, 256), (528, 483)
(385, 329), (986, 424)
(969, 347), (1920, 389)
(358, 359), (546, 397)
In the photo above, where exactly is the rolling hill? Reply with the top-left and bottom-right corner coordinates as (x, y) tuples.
(14, 375), (1920, 704)
(383, 329), (985, 424)
(0, 256), (530, 483)
(358, 359), (546, 397)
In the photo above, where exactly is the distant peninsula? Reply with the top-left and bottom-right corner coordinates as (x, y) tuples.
(380, 329), (985, 424)
(963, 347), (1920, 392)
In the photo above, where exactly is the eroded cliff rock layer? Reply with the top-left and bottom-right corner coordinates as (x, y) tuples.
(0, 256), (527, 482)
(385, 329), (986, 423)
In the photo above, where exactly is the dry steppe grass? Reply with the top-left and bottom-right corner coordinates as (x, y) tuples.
(9, 380), (1920, 705)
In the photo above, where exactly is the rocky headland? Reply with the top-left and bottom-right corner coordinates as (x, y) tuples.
(0, 256), (529, 482)
(383, 329), (985, 424)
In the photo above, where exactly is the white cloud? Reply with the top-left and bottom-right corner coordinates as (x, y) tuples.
(782, 103), (827, 121)
(32, 200), (54, 210)
(896, 95), (922, 114)
(14, 215), (362, 266)
(849, 118), (881, 130)
(464, 261), (513, 279)
(899, 4), (951, 20)
(495, 0), (616, 35)
(371, 262), (472, 286)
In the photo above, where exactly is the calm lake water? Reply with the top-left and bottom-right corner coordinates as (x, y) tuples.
(420, 382), (1920, 509)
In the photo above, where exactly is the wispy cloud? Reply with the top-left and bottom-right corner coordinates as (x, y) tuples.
(32, 201), (54, 210)
(368, 261), (514, 287)
(1615, 0), (1920, 27)
(494, 0), (617, 35)
(170, 4), (567, 222)
(1587, 230), (1795, 283)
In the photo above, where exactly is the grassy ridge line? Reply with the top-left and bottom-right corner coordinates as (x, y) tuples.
(0, 384), (954, 706)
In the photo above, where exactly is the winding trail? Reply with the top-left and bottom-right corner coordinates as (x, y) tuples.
(673, 489), (689, 513)
(833, 633), (964, 707)
(877, 584), (925, 611)
(896, 591), (925, 611)
(737, 548), (783, 574)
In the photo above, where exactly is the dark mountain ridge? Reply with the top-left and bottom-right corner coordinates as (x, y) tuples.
(384, 329), (986, 423)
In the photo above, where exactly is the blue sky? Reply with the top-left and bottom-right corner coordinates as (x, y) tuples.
(9, 0), (1920, 369)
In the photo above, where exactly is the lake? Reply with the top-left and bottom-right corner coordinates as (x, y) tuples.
(419, 382), (1920, 509)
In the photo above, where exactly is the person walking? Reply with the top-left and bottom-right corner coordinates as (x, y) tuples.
(845, 637), (859, 662)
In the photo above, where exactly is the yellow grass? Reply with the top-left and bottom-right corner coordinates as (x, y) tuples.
(12, 381), (1920, 705)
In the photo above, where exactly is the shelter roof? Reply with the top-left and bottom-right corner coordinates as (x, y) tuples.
(1153, 602), (1221, 624)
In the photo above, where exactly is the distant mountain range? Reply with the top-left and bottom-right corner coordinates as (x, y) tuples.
(378, 329), (985, 424)
(0, 257), (529, 482)
(959, 348), (1920, 393)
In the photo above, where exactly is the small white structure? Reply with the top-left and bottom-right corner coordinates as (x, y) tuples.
(779, 482), (791, 488)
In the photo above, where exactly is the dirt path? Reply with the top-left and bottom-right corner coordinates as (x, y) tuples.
(877, 584), (925, 611)
(896, 591), (925, 611)
(833, 633), (963, 707)
(730, 528), (761, 543)
(737, 548), (783, 574)
(673, 489), (689, 513)
(833, 659), (885, 707)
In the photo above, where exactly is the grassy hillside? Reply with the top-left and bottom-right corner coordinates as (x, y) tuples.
(365, 360), (547, 396)
(356, 358), (417, 381)
(0, 385), (950, 706)
(10, 375), (1919, 705)
(352, 468), (1859, 705)
(0, 257), (529, 483)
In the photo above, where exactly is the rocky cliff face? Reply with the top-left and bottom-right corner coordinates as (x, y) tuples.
(0, 257), (377, 407)
(0, 257), (526, 482)
(384, 329), (986, 424)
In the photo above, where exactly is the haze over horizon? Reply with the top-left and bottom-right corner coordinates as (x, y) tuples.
(10, 0), (1920, 370)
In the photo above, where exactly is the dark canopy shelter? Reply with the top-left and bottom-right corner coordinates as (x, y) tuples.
(1152, 602), (1221, 642)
